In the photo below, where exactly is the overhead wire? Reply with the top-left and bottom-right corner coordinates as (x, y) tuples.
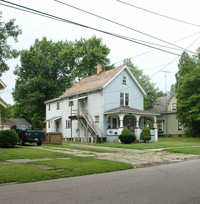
(116, 0), (200, 28)
(150, 35), (200, 78)
(54, 0), (195, 54)
(113, 31), (200, 66)
(0, 0), (182, 56)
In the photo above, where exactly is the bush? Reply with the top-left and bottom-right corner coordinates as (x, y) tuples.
(119, 127), (136, 144)
(0, 130), (18, 148)
(140, 126), (151, 143)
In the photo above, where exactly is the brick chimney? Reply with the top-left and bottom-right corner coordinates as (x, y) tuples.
(97, 64), (102, 75)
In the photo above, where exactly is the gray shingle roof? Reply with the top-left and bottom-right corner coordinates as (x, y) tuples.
(61, 65), (125, 98)
(1, 118), (32, 127)
(105, 106), (160, 116)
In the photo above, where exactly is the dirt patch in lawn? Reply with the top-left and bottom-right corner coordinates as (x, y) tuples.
(33, 145), (200, 168)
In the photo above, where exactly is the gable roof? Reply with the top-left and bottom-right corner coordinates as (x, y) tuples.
(150, 96), (171, 113)
(61, 65), (125, 98)
(61, 65), (146, 99)
(1, 118), (32, 127)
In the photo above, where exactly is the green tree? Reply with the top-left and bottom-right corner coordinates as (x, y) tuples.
(13, 36), (112, 128)
(0, 12), (21, 76)
(60, 36), (113, 80)
(175, 51), (200, 137)
(123, 59), (161, 109)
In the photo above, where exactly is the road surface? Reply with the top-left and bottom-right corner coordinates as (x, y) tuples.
(1, 159), (200, 204)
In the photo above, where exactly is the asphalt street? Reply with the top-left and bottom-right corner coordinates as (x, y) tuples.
(1, 159), (200, 204)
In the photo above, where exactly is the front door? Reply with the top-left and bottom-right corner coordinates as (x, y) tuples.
(127, 117), (135, 132)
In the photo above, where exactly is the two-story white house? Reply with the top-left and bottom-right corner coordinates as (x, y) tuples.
(45, 65), (159, 142)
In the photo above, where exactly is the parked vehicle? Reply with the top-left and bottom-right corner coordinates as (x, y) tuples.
(11, 125), (46, 146)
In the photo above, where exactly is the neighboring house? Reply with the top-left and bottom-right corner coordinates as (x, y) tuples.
(0, 79), (7, 129)
(0, 118), (32, 130)
(150, 94), (185, 137)
(45, 65), (160, 142)
(0, 79), (7, 109)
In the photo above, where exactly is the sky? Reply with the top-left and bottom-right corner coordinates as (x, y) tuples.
(1, 0), (200, 105)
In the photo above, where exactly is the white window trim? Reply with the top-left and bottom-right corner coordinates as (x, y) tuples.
(172, 103), (177, 110)
(57, 102), (60, 110)
(120, 93), (130, 106)
(122, 76), (127, 85)
(66, 120), (71, 129)
(178, 120), (182, 130)
(95, 115), (100, 123)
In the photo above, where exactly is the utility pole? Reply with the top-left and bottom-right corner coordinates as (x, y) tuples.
(161, 70), (171, 136)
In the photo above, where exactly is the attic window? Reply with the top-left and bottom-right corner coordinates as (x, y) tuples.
(122, 76), (127, 85)
(48, 103), (51, 111)
(172, 103), (177, 110)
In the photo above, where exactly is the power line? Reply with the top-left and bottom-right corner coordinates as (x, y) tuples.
(0, 0), (182, 57)
(117, 0), (200, 28)
(150, 35), (200, 78)
(54, 0), (194, 54)
(113, 31), (200, 66)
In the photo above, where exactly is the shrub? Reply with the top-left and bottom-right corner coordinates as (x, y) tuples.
(0, 130), (18, 148)
(119, 127), (136, 144)
(140, 126), (151, 143)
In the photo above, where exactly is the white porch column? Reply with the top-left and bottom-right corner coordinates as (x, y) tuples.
(135, 115), (141, 140)
(153, 116), (158, 142)
(118, 114), (125, 135)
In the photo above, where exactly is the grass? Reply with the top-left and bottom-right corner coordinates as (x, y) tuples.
(0, 146), (71, 162)
(43, 143), (116, 153)
(90, 137), (200, 150)
(165, 147), (200, 155)
(0, 146), (132, 184)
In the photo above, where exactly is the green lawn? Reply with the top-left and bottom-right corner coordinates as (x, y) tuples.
(0, 146), (132, 184)
(89, 137), (200, 150)
(165, 147), (200, 155)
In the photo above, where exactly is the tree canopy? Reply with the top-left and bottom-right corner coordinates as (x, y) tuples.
(0, 12), (21, 76)
(13, 36), (112, 128)
(123, 59), (164, 109)
(175, 51), (200, 137)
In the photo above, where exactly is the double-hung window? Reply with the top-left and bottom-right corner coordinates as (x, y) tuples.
(178, 120), (182, 130)
(120, 93), (129, 106)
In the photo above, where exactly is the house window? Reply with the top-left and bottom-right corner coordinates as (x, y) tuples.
(120, 93), (129, 106)
(57, 102), (60, 110)
(172, 103), (177, 110)
(158, 121), (163, 132)
(48, 103), (51, 111)
(122, 76), (127, 85)
(69, 101), (74, 106)
(178, 120), (182, 130)
(66, 120), (71, 129)
(95, 115), (99, 123)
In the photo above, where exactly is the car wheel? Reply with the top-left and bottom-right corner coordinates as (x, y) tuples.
(37, 141), (42, 146)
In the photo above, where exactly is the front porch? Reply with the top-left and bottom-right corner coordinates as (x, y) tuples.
(105, 106), (160, 142)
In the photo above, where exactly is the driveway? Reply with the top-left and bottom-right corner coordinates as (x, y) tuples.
(35, 144), (199, 168)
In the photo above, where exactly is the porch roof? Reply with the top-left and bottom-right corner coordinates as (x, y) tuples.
(104, 106), (160, 117)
